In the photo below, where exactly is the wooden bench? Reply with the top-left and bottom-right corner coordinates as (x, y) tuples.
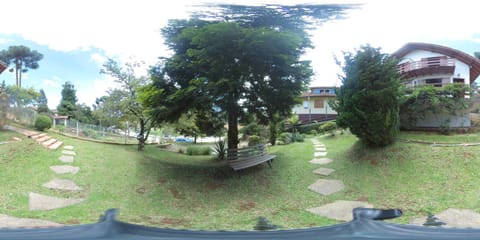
(227, 144), (276, 171)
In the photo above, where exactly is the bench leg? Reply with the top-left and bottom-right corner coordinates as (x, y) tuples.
(267, 160), (272, 169)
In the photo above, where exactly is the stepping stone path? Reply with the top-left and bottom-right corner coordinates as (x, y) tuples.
(314, 152), (327, 157)
(42, 179), (83, 191)
(307, 200), (374, 221)
(62, 150), (76, 156)
(310, 158), (333, 165)
(308, 179), (345, 195)
(50, 165), (80, 174)
(409, 208), (480, 228)
(59, 155), (74, 163)
(313, 167), (335, 176)
(29, 192), (84, 211)
(0, 214), (63, 228)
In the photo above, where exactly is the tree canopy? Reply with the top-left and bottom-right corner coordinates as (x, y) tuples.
(0, 45), (43, 87)
(57, 81), (78, 117)
(333, 45), (402, 147)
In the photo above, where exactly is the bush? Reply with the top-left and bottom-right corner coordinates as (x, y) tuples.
(240, 123), (268, 140)
(82, 128), (99, 139)
(278, 132), (292, 145)
(186, 145), (211, 156)
(320, 121), (337, 136)
(291, 133), (304, 142)
(34, 114), (52, 131)
(212, 140), (226, 160)
(248, 135), (262, 146)
(297, 122), (323, 134)
(310, 129), (318, 136)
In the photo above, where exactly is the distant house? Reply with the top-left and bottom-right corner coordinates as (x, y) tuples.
(392, 42), (480, 128)
(292, 86), (337, 124)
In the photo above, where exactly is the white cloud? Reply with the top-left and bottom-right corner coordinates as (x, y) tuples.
(90, 53), (108, 66)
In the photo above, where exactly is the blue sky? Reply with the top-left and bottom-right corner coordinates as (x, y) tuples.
(1, 0), (480, 109)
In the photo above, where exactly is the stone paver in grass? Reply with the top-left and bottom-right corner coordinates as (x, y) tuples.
(409, 208), (480, 228)
(0, 214), (63, 227)
(62, 150), (76, 156)
(59, 155), (74, 163)
(42, 179), (83, 191)
(314, 152), (327, 157)
(313, 167), (335, 176)
(64, 145), (74, 150)
(307, 200), (374, 221)
(50, 165), (80, 174)
(29, 192), (84, 211)
(314, 143), (325, 147)
(310, 158), (333, 165)
(308, 179), (345, 196)
(315, 147), (327, 152)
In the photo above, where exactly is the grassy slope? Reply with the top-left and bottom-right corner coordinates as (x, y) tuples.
(1, 129), (480, 229)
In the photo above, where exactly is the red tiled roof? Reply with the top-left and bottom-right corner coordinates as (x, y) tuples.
(0, 60), (7, 74)
(391, 42), (480, 84)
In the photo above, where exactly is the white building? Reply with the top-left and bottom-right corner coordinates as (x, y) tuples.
(292, 86), (337, 124)
(392, 42), (480, 128)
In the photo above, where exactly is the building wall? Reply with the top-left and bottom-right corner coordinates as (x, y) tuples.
(292, 96), (337, 115)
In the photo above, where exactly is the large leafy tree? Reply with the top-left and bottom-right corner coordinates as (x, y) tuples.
(333, 45), (402, 147)
(147, 21), (311, 150)
(0, 45), (43, 87)
(57, 81), (77, 116)
(100, 59), (153, 151)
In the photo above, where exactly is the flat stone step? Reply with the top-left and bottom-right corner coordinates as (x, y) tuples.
(0, 214), (63, 227)
(49, 141), (63, 150)
(315, 147), (327, 152)
(310, 158), (333, 165)
(63, 145), (74, 150)
(313, 167), (335, 176)
(410, 208), (480, 228)
(29, 192), (84, 211)
(31, 133), (46, 139)
(59, 155), (74, 163)
(62, 150), (76, 156)
(36, 136), (51, 143)
(314, 144), (326, 148)
(50, 165), (80, 174)
(42, 179), (82, 191)
(42, 138), (57, 147)
(307, 200), (374, 221)
(314, 152), (327, 157)
(308, 179), (345, 196)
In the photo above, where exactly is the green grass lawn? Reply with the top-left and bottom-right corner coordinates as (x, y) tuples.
(1, 128), (480, 230)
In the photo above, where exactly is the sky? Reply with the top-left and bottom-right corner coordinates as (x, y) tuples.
(1, 0), (480, 109)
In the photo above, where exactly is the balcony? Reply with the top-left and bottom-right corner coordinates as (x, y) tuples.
(397, 56), (455, 79)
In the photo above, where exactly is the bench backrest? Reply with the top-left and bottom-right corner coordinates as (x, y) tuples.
(227, 144), (267, 161)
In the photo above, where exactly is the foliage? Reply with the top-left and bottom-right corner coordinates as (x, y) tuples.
(212, 140), (227, 160)
(146, 19), (312, 150)
(240, 122), (268, 140)
(34, 114), (52, 131)
(57, 81), (77, 116)
(333, 45), (402, 147)
(186, 145), (211, 156)
(4, 85), (40, 107)
(75, 103), (96, 124)
(291, 133), (304, 142)
(0, 45), (43, 87)
(320, 121), (337, 136)
(278, 132), (292, 145)
(310, 129), (318, 136)
(82, 128), (99, 139)
(0, 82), (7, 128)
(248, 135), (262, 146)
(399, 84), (473, 130)
(37, 89), (49, 114)
(297, 122), (323, 134)
(100, 59), (154, 151)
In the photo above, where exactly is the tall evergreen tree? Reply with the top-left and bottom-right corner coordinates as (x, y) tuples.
(37, 89), (49, 113)
(57, 81), (77, 116)
(333, 45), (402, 147)
(0, 45), (43, 87)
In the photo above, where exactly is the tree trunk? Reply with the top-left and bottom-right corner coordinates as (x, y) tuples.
(269, 121), (278, 146)
(138, 119), (146, 151)
(227, 109), (239, 150)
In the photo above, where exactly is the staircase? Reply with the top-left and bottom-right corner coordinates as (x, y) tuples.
(4, 125), (63, 150)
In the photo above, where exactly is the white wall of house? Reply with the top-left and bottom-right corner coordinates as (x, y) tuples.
(292, 98), (337, 115)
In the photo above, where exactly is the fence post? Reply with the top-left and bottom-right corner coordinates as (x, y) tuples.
(76, 120), (79, 136)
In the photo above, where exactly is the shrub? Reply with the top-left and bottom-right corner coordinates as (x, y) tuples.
(186, 145), (211, 156)
(310, 129), (318, 136)
(82, 128), (99, 139)
(297, 122), (323, 134)
(240, 123), (268, 140)
(248, 135), (262, 146)
(34, 114), (52, 131)
(291, 133), (304, 142)
(321, 121), (337, 136)
(278, 132), (292, 145)
(212, 140), (226, 160)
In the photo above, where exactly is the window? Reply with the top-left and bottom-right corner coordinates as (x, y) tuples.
(312, 89), (321, 94)
(303, 100), (309, 109)
(453, 78), (464, 84)
(314, 99), (324, 108)
(425, 78), (443, 87)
